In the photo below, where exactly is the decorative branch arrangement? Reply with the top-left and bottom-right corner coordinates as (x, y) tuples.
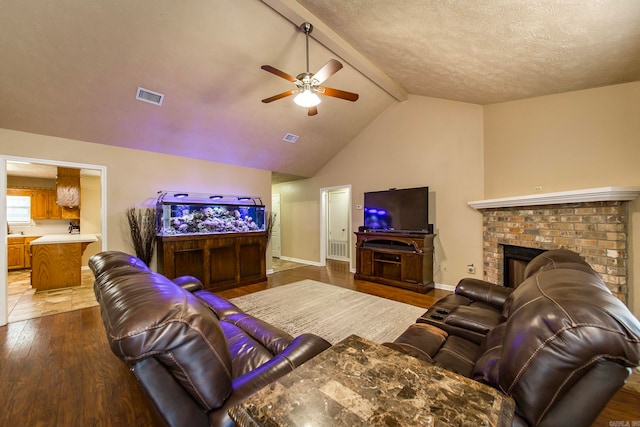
(126, 207), (157, 265)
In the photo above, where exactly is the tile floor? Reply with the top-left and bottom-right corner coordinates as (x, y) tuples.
(271, 257), (307, 272)
(7, 268), (97, 323)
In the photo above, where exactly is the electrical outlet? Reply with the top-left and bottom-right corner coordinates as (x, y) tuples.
(441, 264), (448, 272)
(467, 264), (476, 274)
(535, 185), (543, 192)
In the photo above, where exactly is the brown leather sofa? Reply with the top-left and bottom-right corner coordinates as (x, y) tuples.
(387, 249), (640, 427)
(90, 251), (331, 427)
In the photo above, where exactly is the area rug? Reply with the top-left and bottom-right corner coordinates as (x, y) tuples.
(230, 280), (425, 344)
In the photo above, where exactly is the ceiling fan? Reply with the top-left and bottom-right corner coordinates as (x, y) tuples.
(261, 22), (359, 116)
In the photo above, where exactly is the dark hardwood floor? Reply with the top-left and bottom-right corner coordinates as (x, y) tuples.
(0, 260), (636, 426)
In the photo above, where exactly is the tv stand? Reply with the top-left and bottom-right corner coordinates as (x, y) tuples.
(354, 231), (435, 293)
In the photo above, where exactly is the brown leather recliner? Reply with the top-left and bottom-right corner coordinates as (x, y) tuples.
(388, 249), (640, 427)
(90, 251), (331, 427)
(416, 249), (587, 343)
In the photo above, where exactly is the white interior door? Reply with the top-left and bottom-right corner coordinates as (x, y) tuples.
(271, 194), (281, 258)
(327, 189), (349, 261)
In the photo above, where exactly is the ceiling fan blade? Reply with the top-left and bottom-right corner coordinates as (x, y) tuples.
(313, 59), (343, 84)
(318, 86), (359, 102)
(261, 90), (296, 103)
(308, 106), (318, 116)
(261, 65), (298, 83)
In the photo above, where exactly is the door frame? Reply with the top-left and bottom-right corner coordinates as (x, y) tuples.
(271, 193), (281, 259)
(319, 185), (352, 269)
(0, 155), (108, 326)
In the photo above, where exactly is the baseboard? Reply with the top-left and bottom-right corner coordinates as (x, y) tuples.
(434, 283), (455, 292)
(266, 269), (274, 275)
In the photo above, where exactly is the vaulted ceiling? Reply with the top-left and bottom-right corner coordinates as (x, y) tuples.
(2, 0), (639, 181)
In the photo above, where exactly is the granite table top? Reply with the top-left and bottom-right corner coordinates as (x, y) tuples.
(229, 334), (515, 427)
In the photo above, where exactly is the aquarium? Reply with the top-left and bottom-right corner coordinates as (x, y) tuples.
(156, 191), (266, 236)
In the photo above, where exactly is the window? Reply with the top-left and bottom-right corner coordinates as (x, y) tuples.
(7, 195), (31, 223)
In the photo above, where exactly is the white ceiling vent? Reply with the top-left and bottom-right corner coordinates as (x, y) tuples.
(136, 87), (164, 106)
(283, 133), (299, 143)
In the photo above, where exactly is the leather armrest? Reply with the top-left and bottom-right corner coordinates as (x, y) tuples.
(455, 278), (513, 309)
(171, 275), (203, 292)
(232, 333), (331, 393)
(210, 334), (331, 427)
(445, 306), (504, 335)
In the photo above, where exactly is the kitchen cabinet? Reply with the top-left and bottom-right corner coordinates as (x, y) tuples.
(30, 234), (98, 290)
(7, 236), (41, 270)
(8, 237), (25, 270)
(24, 236), (40, 269)
(31, 189), (62, 219)
(56, 167), (81, 219)
(10, 183), (80, 220)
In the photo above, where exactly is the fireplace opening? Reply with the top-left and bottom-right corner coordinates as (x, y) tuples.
(503, 245), (546, 288)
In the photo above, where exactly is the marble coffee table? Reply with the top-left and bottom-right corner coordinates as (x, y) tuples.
(229, 334), (514, 426)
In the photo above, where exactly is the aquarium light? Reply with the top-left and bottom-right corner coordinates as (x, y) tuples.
(209, 195), (224, 200)
(237, 197), (251, 201)
(174, 193), (189, 198)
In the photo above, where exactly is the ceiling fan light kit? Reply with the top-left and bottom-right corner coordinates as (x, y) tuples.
(261, 22), (359, 116)
(294, 89), (321, 107)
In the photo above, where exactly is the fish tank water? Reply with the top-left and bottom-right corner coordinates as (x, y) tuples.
(156, 191), (266, 236)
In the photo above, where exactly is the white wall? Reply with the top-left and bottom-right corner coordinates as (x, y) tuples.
(274, 95), (485, 286)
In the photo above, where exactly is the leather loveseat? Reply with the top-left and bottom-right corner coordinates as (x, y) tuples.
(90, 251), (331, 427)
(387, 249), (640, 427)
(416, 249), (586, 344)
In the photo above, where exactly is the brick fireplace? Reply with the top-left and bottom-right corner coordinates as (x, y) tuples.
(469, 187), (640, 304)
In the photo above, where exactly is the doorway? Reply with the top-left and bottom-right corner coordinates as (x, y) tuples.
(1, 156), (107, 326)
(320, 186), (351, 266)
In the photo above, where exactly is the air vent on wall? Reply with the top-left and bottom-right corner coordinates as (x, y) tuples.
(283, 133), (299, 143)
(136, 87), (164, 106)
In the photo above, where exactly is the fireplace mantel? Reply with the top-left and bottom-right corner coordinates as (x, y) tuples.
(468, 186), (640, 210)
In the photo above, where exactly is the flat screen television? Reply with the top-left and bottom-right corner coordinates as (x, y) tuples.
(363, 186), (431, 233)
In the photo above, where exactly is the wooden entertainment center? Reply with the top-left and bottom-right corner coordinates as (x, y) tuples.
(354, 231), (435, 293)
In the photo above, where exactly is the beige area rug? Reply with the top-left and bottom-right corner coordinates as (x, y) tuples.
(230, 280), (426, 344)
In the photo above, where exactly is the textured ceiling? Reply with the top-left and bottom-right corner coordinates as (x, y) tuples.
(1, 0), (639, 180)
(298, 0), (640, 104)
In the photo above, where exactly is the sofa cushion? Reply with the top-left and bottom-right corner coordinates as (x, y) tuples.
(96, 270), (234, 411)
(432, 335), (480, 377)
(445, 305), (504, 335)
(384, 323), (448, 362)
(193, 289), (247, 319)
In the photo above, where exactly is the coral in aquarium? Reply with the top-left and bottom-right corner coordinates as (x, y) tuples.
(165, 206), (261, 235)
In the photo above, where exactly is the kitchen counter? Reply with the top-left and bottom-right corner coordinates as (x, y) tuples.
(30, 234), (98, 291)
(30, 234), (98, 245)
